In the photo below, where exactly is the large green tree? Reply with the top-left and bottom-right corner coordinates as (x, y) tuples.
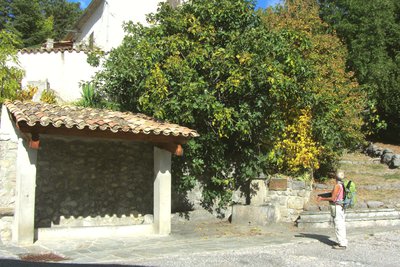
(0, 0), (53, 48)
(41, 0), (82, 42)
(92, 0), (365, 210)
(319, 0), (400, 140)
(261, 0), (366, 176)
(0, 0), (82, 48)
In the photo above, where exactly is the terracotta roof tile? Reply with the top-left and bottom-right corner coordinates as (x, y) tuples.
(5, 100), (199, 138)
(18, 47), (89, 55)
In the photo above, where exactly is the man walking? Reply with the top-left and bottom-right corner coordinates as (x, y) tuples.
(317, 171), (348, 249)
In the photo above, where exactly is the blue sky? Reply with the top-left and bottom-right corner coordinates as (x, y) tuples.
(67, 0), (281, 10)
(255, 0), (282, 9)
(68, 0), (90, 9)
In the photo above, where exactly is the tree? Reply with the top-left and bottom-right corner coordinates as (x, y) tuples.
(92, 0), (365, 210)
(0, 0), (82, 48)
(319, 0), (400, 140)
(0, 0), (53, 48)
(0, 30), (24, 101)
(261, 0), (366, 176)
(41, 0), (82, 41)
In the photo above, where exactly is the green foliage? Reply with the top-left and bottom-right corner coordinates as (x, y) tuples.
(75, 82), (100, 108)
(319, 0), (400, 139)
(0, 30), (24, 102)
(261, 0), (366, 178)
(40, 89), (57, 104)
(87, 49), (105, 67)
(93, 0), (366, 210)
(15, 85), (37, 101)
(0, 0), (82, 48)
(41, 0), (83, 41)
(0, 0), (53, 47)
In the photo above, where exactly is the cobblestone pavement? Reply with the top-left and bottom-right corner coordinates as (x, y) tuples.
(0, 221), (399, 266)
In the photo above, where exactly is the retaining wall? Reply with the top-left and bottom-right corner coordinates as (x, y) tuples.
(231, 177), (313, 225)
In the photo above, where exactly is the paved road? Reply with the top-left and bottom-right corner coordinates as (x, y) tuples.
(0, 221), (399, 266)
(137, 229), (400, 267)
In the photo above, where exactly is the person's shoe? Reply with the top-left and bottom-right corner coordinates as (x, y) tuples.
(332, 245), (347, 250)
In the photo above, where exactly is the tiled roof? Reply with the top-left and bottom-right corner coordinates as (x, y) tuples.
(18, 48), (88, 55)
(5, 100), (199, 138)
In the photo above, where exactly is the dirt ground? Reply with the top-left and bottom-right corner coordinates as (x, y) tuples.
(374, 142), (400, 154)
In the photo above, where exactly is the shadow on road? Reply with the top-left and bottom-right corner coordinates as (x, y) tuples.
(295, 233), (337, 246)
(0, 259), (143, 267)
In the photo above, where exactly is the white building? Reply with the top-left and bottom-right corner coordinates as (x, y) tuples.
(65, 0), (166, 51)
(18, 0), (181, 103)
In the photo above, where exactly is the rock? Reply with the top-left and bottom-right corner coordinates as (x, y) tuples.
(231, 204), (279, 225)
(143, 214), (153, 224)
(356, 201), (368, 209)
(366, 201), (384, 209)
(389, 154), (400, 169)
(381, 152), (394, 165)
(314, 183), (328, 190)
(365, 143), (376, 156)
(303, 204), (319, 212)
(292, 180), (306, 190)
(373, 148), (383, 157)
(287, 197), (304, 210)
(382, 148), (394, 155)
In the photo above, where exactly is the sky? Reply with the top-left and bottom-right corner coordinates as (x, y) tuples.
(68, 0), (90, 9)
(67, 0), (281, 10)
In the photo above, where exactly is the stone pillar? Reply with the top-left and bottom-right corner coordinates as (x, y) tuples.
(12, 138), (37, 244)
(153, 147), (171, 235)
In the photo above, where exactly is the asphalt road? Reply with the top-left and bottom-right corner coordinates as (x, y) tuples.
(133, 228), (400, 267)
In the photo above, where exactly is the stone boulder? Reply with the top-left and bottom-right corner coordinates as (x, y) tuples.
(381, 151), (394, 165)
(382, 148), (394, 155)
(390, 154), (400, 169)
(366, 201), (385, 209)
(365, 143), (377, 156)
(373, 148), (383, 157)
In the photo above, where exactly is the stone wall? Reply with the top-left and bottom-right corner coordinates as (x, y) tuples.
(35, 136), (154, 228)
(231, 177), (312, 225)
(0, 134), (17, 242)
(265, 178), (312, 222)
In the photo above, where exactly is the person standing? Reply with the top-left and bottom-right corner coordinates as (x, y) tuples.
(317, 171), (348, 249)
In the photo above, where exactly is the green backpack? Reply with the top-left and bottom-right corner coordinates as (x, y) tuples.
(342, 179), (357, 209)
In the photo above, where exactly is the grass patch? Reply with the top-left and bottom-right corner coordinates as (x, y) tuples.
(383, 173), (400, 180)
(334, 152), (400, 204)
(357, 189), (400, 202)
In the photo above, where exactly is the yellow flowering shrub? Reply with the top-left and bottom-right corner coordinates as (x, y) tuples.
(40, 89), (57, 104)
(272, 108), (321, 174)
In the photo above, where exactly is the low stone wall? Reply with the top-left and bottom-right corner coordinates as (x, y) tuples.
(231, 177), (312, 225)
(0, 134), (17, 242)
(297, 208), (400, 228)
(265, 178), (312, 222)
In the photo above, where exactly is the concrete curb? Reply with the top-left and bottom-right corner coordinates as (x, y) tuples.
(297, 208), (400, 228)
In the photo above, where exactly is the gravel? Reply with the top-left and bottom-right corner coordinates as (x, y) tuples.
(137, 228), (400, 267)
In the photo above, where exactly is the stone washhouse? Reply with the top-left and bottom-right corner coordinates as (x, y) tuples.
(0, 100), (198, 245)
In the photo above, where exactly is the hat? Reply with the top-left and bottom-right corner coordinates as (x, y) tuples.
(336, 171), (345, 180)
